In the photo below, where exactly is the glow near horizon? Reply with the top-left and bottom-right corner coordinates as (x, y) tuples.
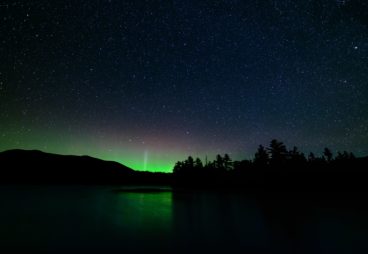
(0, 145), (181, 172)
(0, 128), (214, 172)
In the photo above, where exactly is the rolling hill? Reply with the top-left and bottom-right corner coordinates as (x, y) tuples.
(0, 149), (135, 184)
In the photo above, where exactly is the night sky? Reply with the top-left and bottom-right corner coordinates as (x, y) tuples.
(1, 0), (368, 172)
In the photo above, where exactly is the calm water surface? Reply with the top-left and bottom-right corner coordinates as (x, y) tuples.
(0, 186), (367, 253)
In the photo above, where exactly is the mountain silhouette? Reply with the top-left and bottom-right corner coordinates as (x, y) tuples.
(0, 149), (135, 184)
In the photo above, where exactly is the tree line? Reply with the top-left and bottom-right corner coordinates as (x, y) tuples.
(174, 139), (356, 174)
(172, 139), (365, 189)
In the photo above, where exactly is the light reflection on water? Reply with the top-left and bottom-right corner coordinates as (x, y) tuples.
(0, 186), (368, 254)
(0, 186), (174, 253)
(112, 191), (173, 239)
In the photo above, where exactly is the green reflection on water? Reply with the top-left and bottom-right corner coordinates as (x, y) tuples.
(113, 191), (173, 240)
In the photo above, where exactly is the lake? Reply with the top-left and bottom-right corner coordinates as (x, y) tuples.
(0, 186), (368, 253)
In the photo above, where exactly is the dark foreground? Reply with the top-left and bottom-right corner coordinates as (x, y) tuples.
(1, 185), (368, 254)
(1, 149), (368, 253)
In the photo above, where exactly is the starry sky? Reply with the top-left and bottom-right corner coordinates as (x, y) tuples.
(1, 0), (368, 172)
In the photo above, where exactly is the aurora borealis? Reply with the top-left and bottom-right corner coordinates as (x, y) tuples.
(1, 1), (368, 172)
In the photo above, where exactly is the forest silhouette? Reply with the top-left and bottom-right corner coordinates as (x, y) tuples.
(172, 139), (368, 191)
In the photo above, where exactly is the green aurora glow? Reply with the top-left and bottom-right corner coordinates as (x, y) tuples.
(0, 127), (215, 172)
